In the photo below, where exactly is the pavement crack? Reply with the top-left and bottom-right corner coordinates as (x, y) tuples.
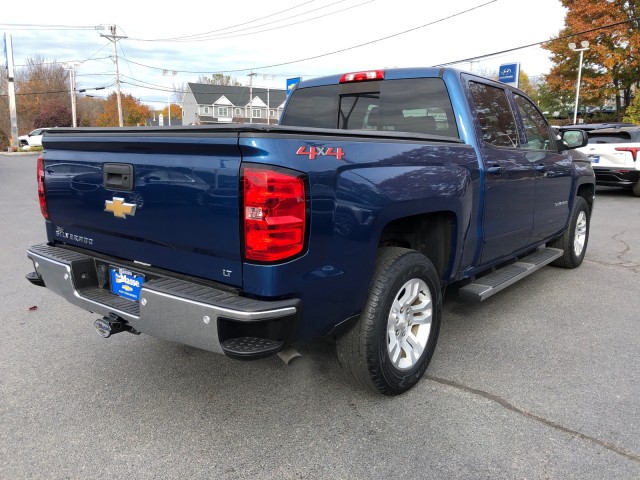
(585, 258), (640, 274)
(612, 231), (636, 263)
(426, 375), (640, 464)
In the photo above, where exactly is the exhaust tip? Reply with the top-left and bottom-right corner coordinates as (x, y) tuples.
(94, 318), (112, 338)
(277, 347), (302, 365)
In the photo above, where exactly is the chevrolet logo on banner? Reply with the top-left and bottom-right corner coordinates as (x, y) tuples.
(104, 197), (137, 219)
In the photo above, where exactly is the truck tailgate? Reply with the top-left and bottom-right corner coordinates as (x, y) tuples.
(42, 131), (243, 286)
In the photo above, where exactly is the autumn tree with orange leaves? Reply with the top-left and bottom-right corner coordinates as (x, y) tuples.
(160, 104), (182, 120)
(544, 0), (640, 117)
(96, 92), (152, 127)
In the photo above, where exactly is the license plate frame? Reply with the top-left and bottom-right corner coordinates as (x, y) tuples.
(110, 267), (145, 302)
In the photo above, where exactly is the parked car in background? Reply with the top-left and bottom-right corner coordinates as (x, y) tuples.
(561, 123), (640, 196)
(18, 128), (52, 149)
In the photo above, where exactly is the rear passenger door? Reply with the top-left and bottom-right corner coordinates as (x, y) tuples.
(468, 80), (537, 265)
(512, 94), (573, 242)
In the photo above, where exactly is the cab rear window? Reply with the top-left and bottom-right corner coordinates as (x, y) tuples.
(281, 78), (458, 138)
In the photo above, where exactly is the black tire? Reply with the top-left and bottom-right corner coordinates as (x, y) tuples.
(549, 196), (590, 268)
(632, 181), (640, 197)
(336, 247), (442, 395)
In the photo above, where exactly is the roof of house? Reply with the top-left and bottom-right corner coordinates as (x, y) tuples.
(187, 83), (287, 108)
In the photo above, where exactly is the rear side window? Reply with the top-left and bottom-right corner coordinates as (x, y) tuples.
(281, 78), (458, 138)
(469, 81), (518, 148)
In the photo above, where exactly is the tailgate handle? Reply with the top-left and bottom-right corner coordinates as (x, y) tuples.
(103, 163), (134, 191)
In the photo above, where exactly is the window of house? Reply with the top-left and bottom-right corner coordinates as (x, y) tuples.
(203, 106), (211, 115)
(218, 106), (229, 118)
(269, 110), (276, 118)
(235, 108), (243, 117)
(252, 109), (261, 118)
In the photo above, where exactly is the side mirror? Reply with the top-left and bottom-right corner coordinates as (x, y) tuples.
(558, 129), (588, 151)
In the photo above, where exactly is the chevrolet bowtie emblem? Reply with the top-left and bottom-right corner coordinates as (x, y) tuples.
(104, 197), (137, 219)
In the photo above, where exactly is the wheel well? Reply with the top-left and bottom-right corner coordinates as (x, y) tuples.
(378, 212), (454, 280)
(577, 183), (595, 214)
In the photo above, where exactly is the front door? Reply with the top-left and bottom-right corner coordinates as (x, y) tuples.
(512, 93), (573, 242)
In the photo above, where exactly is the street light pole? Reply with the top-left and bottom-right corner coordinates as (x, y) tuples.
(569, 40), (590, 124)
(162, 69), (177, 126)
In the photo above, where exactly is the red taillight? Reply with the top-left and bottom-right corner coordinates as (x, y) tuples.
(37, 156), (48, 219)
(243, 167), (306, 262)
(614, 147), (640, 161)
(339, 70), (385, 83)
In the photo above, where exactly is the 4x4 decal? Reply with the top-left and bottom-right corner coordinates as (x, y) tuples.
(296, 146), (344, 160)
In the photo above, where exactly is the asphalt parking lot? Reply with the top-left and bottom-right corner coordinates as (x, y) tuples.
(1, 153), (639, 479)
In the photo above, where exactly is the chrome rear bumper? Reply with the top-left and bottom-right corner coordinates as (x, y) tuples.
(27, 244), (300, 357)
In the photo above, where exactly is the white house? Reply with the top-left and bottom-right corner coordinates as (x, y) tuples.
(182, 83), (287, 125)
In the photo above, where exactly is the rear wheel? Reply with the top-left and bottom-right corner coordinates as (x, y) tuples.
(336, 247), (442, 395)
(632, 181), (640, 197)
(549, 196), (590, 268)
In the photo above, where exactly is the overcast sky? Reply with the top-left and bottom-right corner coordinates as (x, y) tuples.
(2, 0), (568, 109)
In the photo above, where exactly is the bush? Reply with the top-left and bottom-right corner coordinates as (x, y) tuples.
(623, 95), (640, 124)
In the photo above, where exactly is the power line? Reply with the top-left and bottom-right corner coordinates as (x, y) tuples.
(162, 0), (375, 43)
(0, 83), (114, 98)
(129, 0), (317, 41)
(433, 16), (640, 68)
(121, 0), (497, 75)
(131, 0), (372, 43)
(121, 76), (176, 92)
(0, 23), (107, 31)
(13, 56), (112, 68)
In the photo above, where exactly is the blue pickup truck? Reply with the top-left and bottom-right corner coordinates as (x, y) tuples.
(26, 68), (594, 395)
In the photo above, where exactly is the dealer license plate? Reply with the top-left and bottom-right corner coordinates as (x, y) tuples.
(110, 267), (144, 302)
(588, 155), (600, 163)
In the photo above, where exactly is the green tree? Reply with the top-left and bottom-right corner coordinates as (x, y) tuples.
(535, 81), (574, 119)
(623, 92), (640, 123)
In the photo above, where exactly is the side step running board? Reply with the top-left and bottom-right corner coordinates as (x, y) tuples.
(459, 248), (563, 302)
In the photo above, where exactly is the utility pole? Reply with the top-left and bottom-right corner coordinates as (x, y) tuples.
(64, 62), (80, 127)
(247, 71), (256, 123)
(4, 33), (19, 149)
(101, 25), (127, 127)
